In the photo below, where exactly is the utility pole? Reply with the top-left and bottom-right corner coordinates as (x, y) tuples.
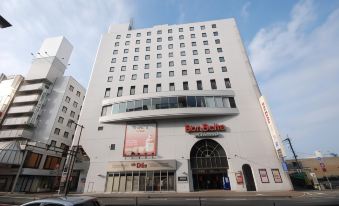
(283, 135), (302, 170)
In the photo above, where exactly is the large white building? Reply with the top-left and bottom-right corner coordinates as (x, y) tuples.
(0, 37), (86, 192)
(77, 18), (292, 193)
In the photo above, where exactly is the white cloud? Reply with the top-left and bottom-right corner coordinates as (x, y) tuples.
(0, 0), (135, 87)
(240, 2), (251, 19)
(248, 0), (339, 156)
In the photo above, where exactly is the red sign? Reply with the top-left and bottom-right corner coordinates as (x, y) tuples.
(235, 172), (244, 184)
(261, 102), (271, 124)
(131, 162), (148, 168)
(185, 123), (225, 133)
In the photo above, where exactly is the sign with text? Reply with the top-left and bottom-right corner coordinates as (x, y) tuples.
(259, 169), (270, 183)
(235, 171), (244, 184)
(271, 169), (283, 183)
(107, 160), (176, 172)
(123, 123), (157, 156)
(185, 123), (225, 138)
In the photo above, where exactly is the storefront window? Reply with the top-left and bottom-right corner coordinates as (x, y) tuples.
(126, 101), (135, 112)
(43, 156), (61, 170)
(152, 98), (161, 109)
(169, 97), (178, 108)
(23, 152), (42, 168)
(153, 171), (161, 191)
(196, 96), (206, 107)
(112, 103), (119, 114)
(187, 96), (196, 107)
(168, 171), (175, 190)
(160, 97), (169, 109)
(143, 99), (151, 110)
(126, 173), (133, 192)
(178, 96), (187, 108)
(205, 97), (215, 107)
(119, 102), (126, 113)
(135, 100), (142, 111)
(133, 171), (139, 191)
(139, 172), (146, 191)
(215, 97), (223, 108)
(146, 171), (153, 191)
(161, 171), (168, 191)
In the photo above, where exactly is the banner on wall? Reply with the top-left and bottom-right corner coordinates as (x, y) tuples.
(123, 123), (157, 157)
(259, 169), (270, 183)
(271, 169), (283, 183)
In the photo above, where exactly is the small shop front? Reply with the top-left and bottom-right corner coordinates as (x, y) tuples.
(105, 160), (176, 192)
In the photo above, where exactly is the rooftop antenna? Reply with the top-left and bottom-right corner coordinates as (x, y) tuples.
(129, 18), (134, 30)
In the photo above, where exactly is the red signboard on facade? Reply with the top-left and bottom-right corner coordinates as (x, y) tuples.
(185, 123), (225, 133)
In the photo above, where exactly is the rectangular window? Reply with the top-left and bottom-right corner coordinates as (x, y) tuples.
(196, 96), (206, 107)
(195, 69), (200, 74)
(126, 101), (135, 112)
(121, 66), (126, 71)
(193, 50), (198, 55)
(146, 47), (150, 51)
(157, 45), (162, 50)
(145, 55), (150, 60)
(194, 59), (199, 64)
(229, 97), (236, 108)
(203, 40), (208, 45)
(168, 29), (172, 33)
(113, 50), (118, 54)
(144, 73), (149, 79)
(143, 99), (151, 110)
(180, 43), (185, 48)
(169, 97), (178, 108)
(122, 57), (127, 62)
(134, 56), (139, 61)
(125, 41), (130, 46)
(181, 60), (186, 65)
(179, 28), (183, 32)
(178, 96), (187, 108)
(179, 35), (184, 40)
(131, 74), (137, 80)
(70, 111), (75, 117)
(157, 62), (162, 68)
(157, 37), (162, 42)
(208, 67), (214, 73)
(147, 31), (151, 36)
(133, 65), (138, 70)
(104, 88), (110, 97)
(65, 96), (70, 103)
(213, 31), (218, 36)
(210, 79), (217, 89)
(146, 39), (151, 43)
(63, 131), (69, 138)
(124, 49), (129, 53)
(168, 36), (173, 41)
(111, 58), (116, 63)
(119, 102), (126, 113)
(215, 39), (221, 44)
(143, 85), (148, 93)
(191, 34), (196, 39)
(136, 40), (140, 44)
(182, 70), (187, 76)
(116, 35), (121, 39)
(76, 91), (81, 97)
(117, 87), (123, 97)
(43, 155), (61, 170)
(157, 30), (162, 34)
(23, 151), (42, 169)
(54, 128), (60, 135)
(136, 32), (141, 37)
(169, 83), (175, 91)
(156, 84), (161, 92)
(219, 57), (225, 62)
(62, 106), (67, 113)
(152, 98), (161, 109)
(190, 26), (194, 31)
(109, 67), (114, 72)
(115, 42), (119, 46)
(222, 66), (227, 72)
(201, 25), (205, 30)
(169, 71), (174, 77)
(58, 116), (64, 123)
(191, 42), (197, 47)
(119, 75), (125, 81)
(73, 101), (78, 108)
(183, 81), (189, 90)
(202, 33), (207, 37)
(112, 104), (119, 114)
(169, 61), (174, 67)
(187, 96), (196, 107)
(205, 49), (210, 54)
(69, 85), (74, 91)
(212, 24), (216, 28)
(107, 76), (113, 82)
(168, 44), (173, 49)
(144, 64), (149, 69)
(130, 86), (135, 95)
(157, 53), (162, 59)
(215, 97), (223, 108)
(224, 78), (231, 88)
(156, 72), (161, 78)
(135, 48), (139, 52)
(126, 34), (131, 38)
(169, 52), (173, 57)
(67, 120), (72, 127)
(205, 96), (215, 107)
(197, 80), (203, 90)
(206, 58), (212, 63)
(135, 100), (142, 111)
(180, 51), (186, 56)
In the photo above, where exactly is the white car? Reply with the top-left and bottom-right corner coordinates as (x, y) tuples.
(21, 196), (101, 206)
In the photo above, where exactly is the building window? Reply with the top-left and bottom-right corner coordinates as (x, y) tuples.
(63, 131), (69, 138)
(168, 44), (173, 49)
(54, 128), (60, 135)
(145, 55), (150, 60)
(143, 85), (148, 93)
(157, 53), (162, 59)
(219, 57), (225, 62)
(144, 73), (149, 79)
(134, 56), (139, 61)
(190, 26), (194, 31)
(157, 45), (162, 50)
(168, 36), (173, 41)
(116, 35), (121, 39)
(210, 79), (217, 90)
(156, 84), (161, 92)
(183, 81), (189, 90)
(23, 151), (42, 169)
(179, 35), (184, 40)
(133, 65), (138, 70)
(205, 49), (210, 54)
(222, 66), (227, 72)
(130, 86), (135, 95)
(58, 116), (64, 123)
(113, 50), (118, 54)
(169, 61), (174, 67)
(115, 42), (119, 46)
(76, 91), (81, 97)
(202, 33), (207, 37)
(136, 32), (141, 37)
(229, 97), (236, 108)
(180, 43), (185, 48)
(224, 78), (231, 88)
(44, 155), (61, 170)
(197, 80), (203, 90)
(191, 42), (197, 46)
(62, 106), (67, 113)
(208, 67), (214, 73)
(156, 72), (161, 78)
(119, 75), (125, 81)
(125, 41), (130, 46)
(109, 67), (114, 72)
(126, 34), (131, 38)
(157, 30), (162, 34)
(169, 52), (173, 57)
(193, 50), (198, 55)
(191, 34), (195, 38)
(69, 85), (74, 92)
(117, 87), (123, 97)
(203, 40), (208, 45)
(180, 51), (186, 56)
(105, 88), (111, 97)
(181, 60), (186, 65)
(122, 57), (127, 62)
(195, 69), (201, 74)
(206, 58), (212, 63)
(212, 24), (217, 28)
(131, 74), (137, 80)
(168, 29), (172, 33)
(215, 39), (221, 44)
(147, 31), (151, 36)
(157, 37), (162, 42)
(124, 49), (129, 53)
(169, 71), (174, 77)
(67, 120), (72, 127)
(179, 28), (183, 32)
(101, 106), (109, 117)
(73, 101), (78, 108)
(213, 31), (218, 36)
(146, 46), (150, 51)
(65, 96), (70, 103)
(157, 62), (162, 68)
(135, 48), (139, 52)
(107, 76), (113, 82)
(169, 83), (175, 91)
(145, 64), (150, 69)
(182, 70), (187, 76)
(70, 111), (75, 117)
(146, 39), (151, 43)
(121, 66), (126, 71)
(194, 59), (199, 64)
(201, 25), (205, 30)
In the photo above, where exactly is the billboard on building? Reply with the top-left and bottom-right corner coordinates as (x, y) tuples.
(123, 123), (157, 157)
(259, 96), (286, 158)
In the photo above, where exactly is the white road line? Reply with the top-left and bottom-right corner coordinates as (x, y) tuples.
(185, 198), (199, 200)
(149, 198), (168, 201)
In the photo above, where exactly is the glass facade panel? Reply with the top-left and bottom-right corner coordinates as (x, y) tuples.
(222, 97), (230, 108)
(143, 99), (151, 110)
(146, 171), (153, 191)
(196, 96), (206, 107)
(126, 173), (133, 192)
(135, 100), (142, 111)
(112, 103), (119, 114)
(119, 102), (126, 113)
(229, 97), (236, 108)
(119, 173), (126, 192)
(215, 97), (223, 108)
(160, 97), (169, 109)
(161, 172), (168, 191)
(178, 96), (187, 108)
(187, 96), (196, 107)
(126, 101), (135, 112)
(133, 172), (139, 191)
(139, 172), (146, 191)
(168, 172), (175, 190)
(152, 98), (161, 109)
(205, 97), (215, 107)
(169, 97), (178, 108)
(153, 171), (161, 191)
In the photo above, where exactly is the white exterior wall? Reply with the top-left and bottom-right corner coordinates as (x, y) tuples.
(77, 19), (292, 193)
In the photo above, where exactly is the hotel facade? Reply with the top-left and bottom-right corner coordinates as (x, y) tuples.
(77, 19), (292, 193)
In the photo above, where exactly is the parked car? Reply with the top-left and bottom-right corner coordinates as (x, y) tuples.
(21, 196), (101, 206)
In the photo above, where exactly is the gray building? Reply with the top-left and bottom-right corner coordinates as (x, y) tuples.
(76, 18), (292, 193)
(0, 37), (86, 192)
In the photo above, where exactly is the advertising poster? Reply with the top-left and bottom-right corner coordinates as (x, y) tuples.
(123, 123), (157, 156)
(271, 169), (283, 183)
(259, 169), (269, 183)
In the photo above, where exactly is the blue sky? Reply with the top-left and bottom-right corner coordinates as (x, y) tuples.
(1, 0), (339, 159)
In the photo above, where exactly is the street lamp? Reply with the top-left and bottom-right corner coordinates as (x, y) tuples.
(63, 120), (84, 196)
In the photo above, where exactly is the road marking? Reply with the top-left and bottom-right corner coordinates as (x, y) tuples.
(224, 198), (247, 201)
(256, 194), (263, 196)
(149, 198), (168, 201)
(316, 192), (324, 195)
(185, 198), (199, 200)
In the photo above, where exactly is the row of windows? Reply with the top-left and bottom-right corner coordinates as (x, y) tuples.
(108, 67), (228, 82)
(68, 85), (82, 97)
(61, 106), (78, 119)
(115, 24), (217, 39)
(57, 116), (75, 129)
(65, 96), (79, 108)
(54, 127), (71, 138)
(105, 79), (231, 98)
(113, 39), (221, 49)
(23, 152), (62, 170)
(101, 95), (236, 116)
(112, 56), (225, 65)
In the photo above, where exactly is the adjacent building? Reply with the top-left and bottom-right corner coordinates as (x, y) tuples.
(77, 18), (293, 193)
(0, 37), (86, 192)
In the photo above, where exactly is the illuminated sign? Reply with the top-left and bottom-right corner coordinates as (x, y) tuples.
(185, 123), (225, 138)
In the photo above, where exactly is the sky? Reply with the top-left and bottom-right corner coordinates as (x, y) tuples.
(1, 0), (339, 159)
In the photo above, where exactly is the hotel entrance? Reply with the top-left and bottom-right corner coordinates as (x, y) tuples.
(190, 139), (229, 191)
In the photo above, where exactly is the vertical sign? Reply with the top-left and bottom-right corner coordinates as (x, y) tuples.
(259, 96), (286, 158)
(271, 169), (283, 183)
(123, 123), (157, 157)
(315, 150), (327, 172)
(259, 169), (270, 183)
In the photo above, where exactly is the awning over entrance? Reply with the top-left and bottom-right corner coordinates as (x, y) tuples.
(0, 141), (24, 165)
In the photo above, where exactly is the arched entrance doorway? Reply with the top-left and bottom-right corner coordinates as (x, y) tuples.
(190, 139), (228, 190)
(242, 164), (256, 191)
